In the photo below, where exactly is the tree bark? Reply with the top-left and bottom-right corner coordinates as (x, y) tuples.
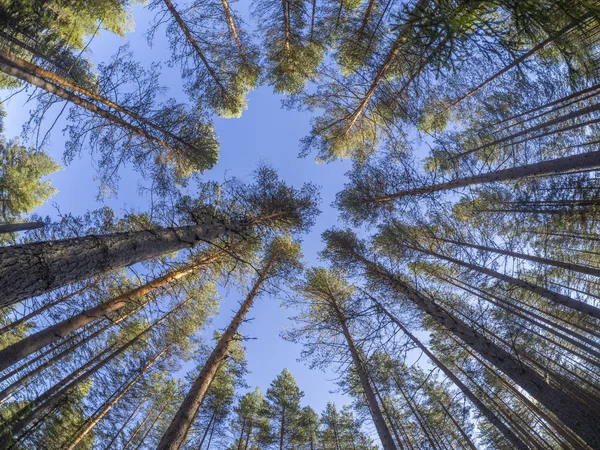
(0, 218), (251, 307)
(0, 221), (44, 234)
(349, 249), (600, 449)
(369, 150), (600, 202)
(0, 298), (188, 443)
(156, 251), (278, 450)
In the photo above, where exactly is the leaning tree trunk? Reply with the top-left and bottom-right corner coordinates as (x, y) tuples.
(0, 52), (187, 158)
(371, 297), (528, 449)
(0, 300), (185, 444)
(403, 242), (600, 319)
(349, 248), (600, 449)
(0, 218), (253, 307)
(330, 300), (398, 450)
(0, 282), (95, 337)
(103, 399), (145, 450)
(437, 236), (600, 278)
(156, 250), (279, 450)
(64, 350), (165, 450)
(445, 14), (591, 111)
(369, 150), (600, 202)
(0, 247), (226, 372)
(0, 221), (44, 234)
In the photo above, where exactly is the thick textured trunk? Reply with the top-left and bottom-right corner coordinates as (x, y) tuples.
(0, 299), (188, 443)
(0, 282), (95, 337)
(330, 301), (398, 450)
(446, 14), (590, 111)
(0, 53), (185, 158)
(163, 0), (228, 95)
(103, 399), (145, 450)
(413, 244), (600, 319)
(65, 350), (164, 450)
(351, 250), (600, 448)
(0, 219), (248, 307)
(370, 150), (600, 202)
(156, 253), (277, 450)
(0, 221), (44, 234)
(343, 0), (428, 134)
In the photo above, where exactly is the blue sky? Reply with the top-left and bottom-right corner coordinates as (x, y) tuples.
(3, 2), (356, 415)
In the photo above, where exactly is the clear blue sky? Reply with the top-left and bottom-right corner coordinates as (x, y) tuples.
(3, 2), (356, 415)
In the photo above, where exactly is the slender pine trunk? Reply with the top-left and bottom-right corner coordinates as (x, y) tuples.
(156, 251), (278, 450)
(0, 221), (44, 234)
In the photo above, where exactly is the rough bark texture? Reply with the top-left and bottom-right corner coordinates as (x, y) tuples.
(0, 219), (247, 307)
(156, 253), (277, 450)
(351, 250), (600, 449)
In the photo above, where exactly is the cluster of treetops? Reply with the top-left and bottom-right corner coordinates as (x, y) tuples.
(1, 0), (600, 449)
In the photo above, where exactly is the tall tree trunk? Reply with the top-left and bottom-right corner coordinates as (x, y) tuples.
(220, 0), (246, 60)
(0, 52), (187, 159)
(438, 236), (600, 278)
(65, 350), (165, 450)
(434, 399), (477, 450)
(0, 300), (144, 402)
(0, 247), (226, 372)
(369, 150), (600, 202)
(0, 282), (95, 337)
(445, 14), (590, 111)
(402, 241), (600, 319)
(156, 250), (279, 450)
(103, 399), (145, 450)
(0, 221), (44, 234)
(122, 407), (156, 450)
(329, 299), (398, 450)
(0, 298), (188, 443)
(349, 248), (600, 448)
(132, 404), (168, 450)
(279, 407), (286, 450)
(343, 0), (428, 134)
(0, 218), (255, 307)
(0, 49), (193, 149)
(162, 0), (228, 95)
(199, 410), (217, 449)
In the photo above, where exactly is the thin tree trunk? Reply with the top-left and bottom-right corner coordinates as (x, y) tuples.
(350, 249), (600, 448)
(445, 14), (590, 111)
(0, 49), (193, 149)
(369, 150), (600, 202)
(279, 407), (286, 450)
(342, 0), (428, 134)
(156, 250), (279, 450)
(132, 404), (168, 450)
(403, 241), (600, 319)
(434, 399), (477, 450)
(0, 53), (187, 159)
(220, 0), (246, 60)
(0, 218), (254, 308)
(103, 399), (145, 450)
(0, 221), (44, 234)
(65, 350), (165, 450)
(393, 378), (439, 450)
(0, 298), (188, 443)
(199, 410), (217, 449)
(329, 298), (398, 450)
(122, 408), (155, 450)
(162, 0), (228, 95)
(0, 282), (95, 337)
